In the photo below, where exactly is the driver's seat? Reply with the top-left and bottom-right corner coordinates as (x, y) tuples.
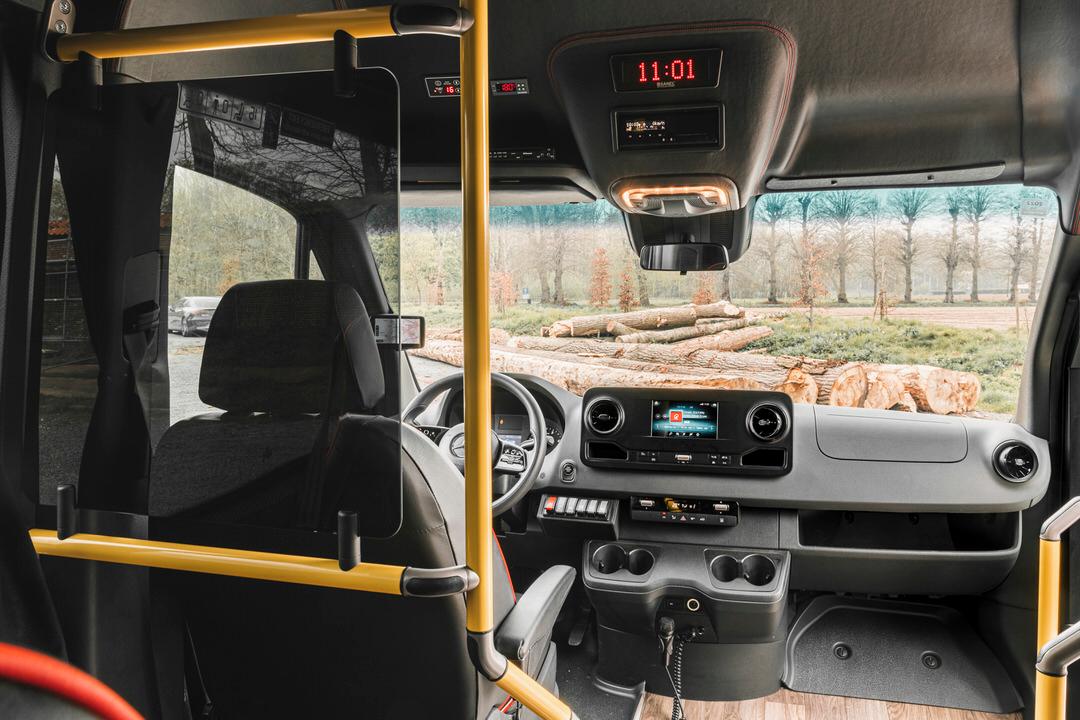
(148, 280), (574, 719)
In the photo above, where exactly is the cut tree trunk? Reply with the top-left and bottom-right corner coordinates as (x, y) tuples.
(508, 336), (838, 377)
(863, 370), (907, 410)
(869, 364), (980, 415)
(429, 327), (510, 345)
(668, 326), (772, 352)
(548, 302), (742, 337)
(613, 314), (783, 343)
(410, 340), (764, 395)
(499, 336), (981, 414)
(816, 364), (868, 407)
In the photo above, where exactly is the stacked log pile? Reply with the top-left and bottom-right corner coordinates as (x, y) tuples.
(415, 302), (981, 415)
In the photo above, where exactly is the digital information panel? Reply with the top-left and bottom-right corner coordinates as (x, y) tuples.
(610, 49), (722, 92)
(651, 400), (720, 438)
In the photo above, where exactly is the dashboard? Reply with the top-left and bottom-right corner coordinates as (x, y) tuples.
(432, 374), (1051, 596)
(432, 375), (1048, 514)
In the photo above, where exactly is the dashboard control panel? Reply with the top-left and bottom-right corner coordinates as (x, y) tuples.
(580, 388), (792, 476)
(631, 496), (740, 526)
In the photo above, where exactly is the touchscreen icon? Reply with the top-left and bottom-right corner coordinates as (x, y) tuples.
(669, 410), (683, 423)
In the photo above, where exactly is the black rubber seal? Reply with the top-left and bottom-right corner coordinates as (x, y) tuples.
(390, 4), (474, 36)
(467, 631), (508, 681)
(402, 575), (466, 597)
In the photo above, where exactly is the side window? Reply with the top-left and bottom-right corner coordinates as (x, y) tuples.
(38, 167), (96, 501)
(164, 166), (297, 424)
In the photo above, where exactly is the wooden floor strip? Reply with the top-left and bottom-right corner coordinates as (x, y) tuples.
(641, 690), (1021, 720)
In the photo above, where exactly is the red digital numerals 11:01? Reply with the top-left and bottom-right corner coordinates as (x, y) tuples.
(638, 58), (696, 83)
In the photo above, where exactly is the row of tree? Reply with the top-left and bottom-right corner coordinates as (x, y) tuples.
(399, 186), (1056, 311)
(755, 186), (1054, 306)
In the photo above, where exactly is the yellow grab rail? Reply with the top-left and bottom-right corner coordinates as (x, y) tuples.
(32, 3), (575, 718)
(53, 7), (394, 62)
(30, 529), (404, 594)
(1035, 497), (1080, 720)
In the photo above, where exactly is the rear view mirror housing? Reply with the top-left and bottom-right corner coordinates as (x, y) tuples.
(622, 197), (756, 269)
(639, 242), (729, 273)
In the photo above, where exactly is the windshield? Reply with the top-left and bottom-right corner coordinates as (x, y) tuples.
(402, 184), (1056, 420)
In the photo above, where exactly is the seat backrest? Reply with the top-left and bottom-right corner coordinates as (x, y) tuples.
(147, 280), (505, 719)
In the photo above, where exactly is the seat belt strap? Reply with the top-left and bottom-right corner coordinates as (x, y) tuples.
(121, 298), (160, 433)
(183, 623), (215, 720)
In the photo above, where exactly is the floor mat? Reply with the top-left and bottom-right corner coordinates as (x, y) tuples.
(557, 633), (643, 720)
(640, 689), (1021, 720)
(783, 596), (1021, 714)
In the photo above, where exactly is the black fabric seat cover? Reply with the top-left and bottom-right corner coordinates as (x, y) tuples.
(147, 280), (516, 719)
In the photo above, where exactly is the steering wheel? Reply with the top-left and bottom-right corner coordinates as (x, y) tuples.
(403, 372), (547, 516)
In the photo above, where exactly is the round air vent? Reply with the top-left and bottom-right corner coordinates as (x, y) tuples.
(585, 397), (623, 436)
(747, 403), (788, 442)
(994, 441), (1037, 483)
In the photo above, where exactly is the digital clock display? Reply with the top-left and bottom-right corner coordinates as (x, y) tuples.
(611, 49), (722, 92)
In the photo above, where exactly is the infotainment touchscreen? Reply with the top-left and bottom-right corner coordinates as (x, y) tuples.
(650, 400), (719, 438)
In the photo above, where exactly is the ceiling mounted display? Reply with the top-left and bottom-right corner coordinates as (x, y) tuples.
(610, 49), (722, 92)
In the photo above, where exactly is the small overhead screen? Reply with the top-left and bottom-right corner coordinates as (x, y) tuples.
(614, 106), (723, 151)
(610, 49), (722, 92)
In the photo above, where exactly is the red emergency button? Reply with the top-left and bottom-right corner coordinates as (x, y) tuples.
(543, 496), (558, 516)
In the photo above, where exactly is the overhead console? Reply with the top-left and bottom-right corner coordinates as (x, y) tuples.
(548, 21), (797, 232)
(580, 388), (793, 476)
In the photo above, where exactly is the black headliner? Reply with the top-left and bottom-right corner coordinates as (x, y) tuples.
(51, 0), (1080, 228)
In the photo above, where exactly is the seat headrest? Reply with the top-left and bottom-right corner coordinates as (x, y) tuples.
(199, 280), (385, 415)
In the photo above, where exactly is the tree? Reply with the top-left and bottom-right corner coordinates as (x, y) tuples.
(1004, 200), (1029, 304)
(960, 187), (1001, 302)
(818, 191), (867, 303)
(719, 266), (732, 302)
(636, 268), (651, 307)
(940, 190), (964, 303)
(1029, 217), (1046, 303)
(757, 195), (792, 303)
(863, 197), (888, 301)
(691, 273), (715, 305)
(888, 189), (934, 303)
(617, 261), (637, 312)
(588, 247), (612, 307)
(791, 193), (819, 304)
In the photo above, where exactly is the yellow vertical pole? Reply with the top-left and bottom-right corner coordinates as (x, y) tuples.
(460, 0), (493, 635)
(1035, 671), (1067, 720)
(1039, 538), (1063, 651)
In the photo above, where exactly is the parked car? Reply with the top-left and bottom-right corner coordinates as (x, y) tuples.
(167, 296), (220, 337)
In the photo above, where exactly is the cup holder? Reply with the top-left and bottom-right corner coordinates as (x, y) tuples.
(626, 549), (655, 576)
(741, 554), (777, 587)
(592, 544), (627, 574)
(710, 555), (740, 583)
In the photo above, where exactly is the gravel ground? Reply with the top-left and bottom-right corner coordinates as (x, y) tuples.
(168, 333), (215, 423)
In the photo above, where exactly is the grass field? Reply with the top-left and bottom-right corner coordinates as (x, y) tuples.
(407, 301), (1030, 416)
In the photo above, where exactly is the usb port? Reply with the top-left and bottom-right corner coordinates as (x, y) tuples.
(638, 499), (655, 509)
(675, 453), (692, 463)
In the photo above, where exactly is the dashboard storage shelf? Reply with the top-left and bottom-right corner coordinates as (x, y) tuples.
(782, 510), (1021, 595)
